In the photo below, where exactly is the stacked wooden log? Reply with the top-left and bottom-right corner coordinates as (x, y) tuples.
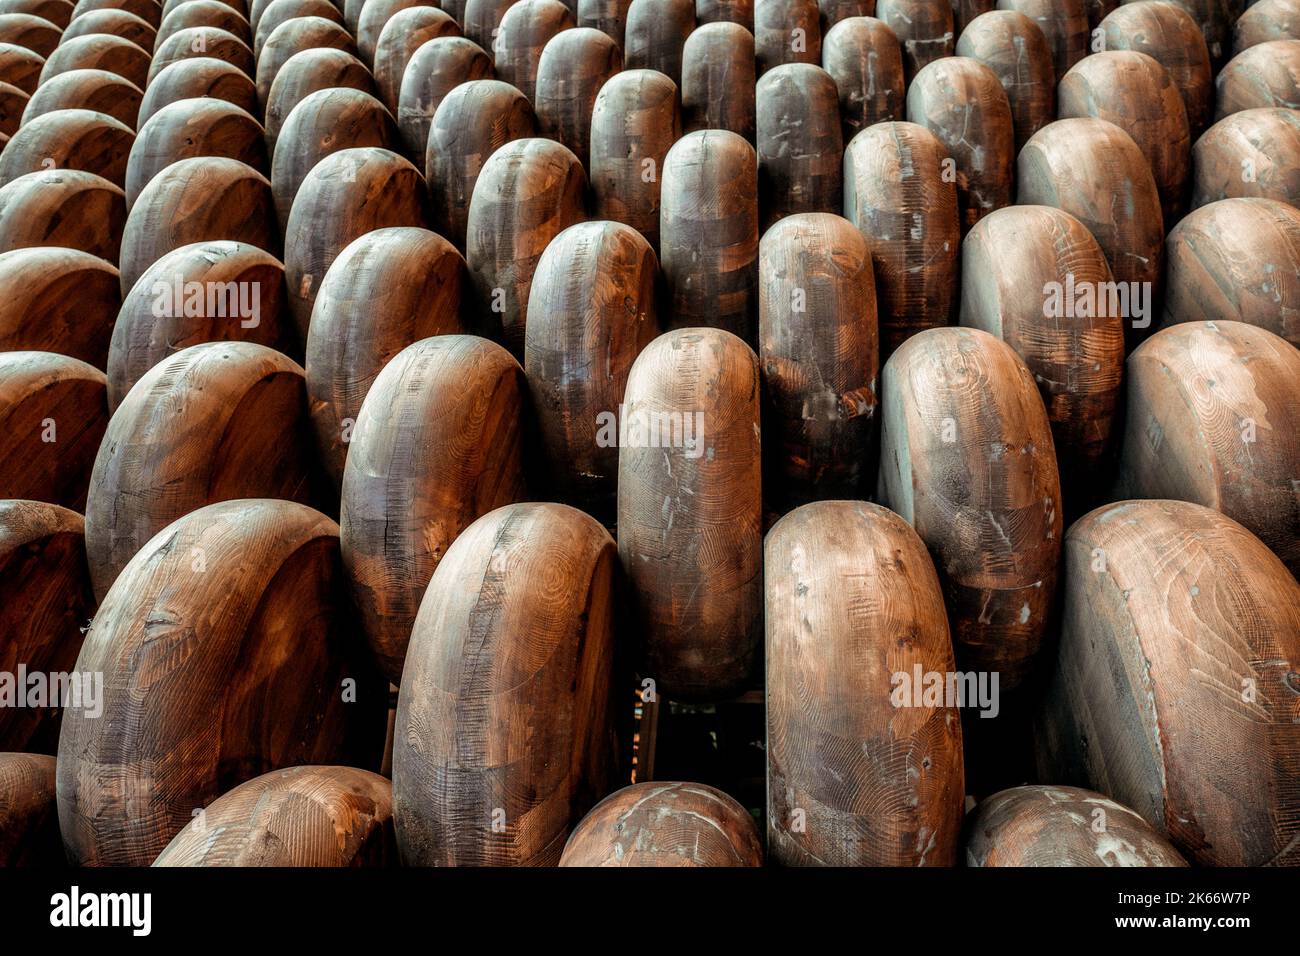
(0, 0), (1295, 870)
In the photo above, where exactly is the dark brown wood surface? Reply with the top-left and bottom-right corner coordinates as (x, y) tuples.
(149, 27), (254, 86)
(265, 48), (376, 158)
(157, 0), (250, 48)
(535, 26), (620, 170)
(254, 15), (355, 105)
(756, 62), (842, 230)
(576, 0), (631, 47)
(1215, 39), (1300, 120)
(1191, 107), (1300, 210)
(875, 0), (952, 83)
(252, 0), (339, 57)
(395, 35), (490, 162)
(754, 0), (820, 75)
(62, 8), (155, 47)
(0, 246), (119, 366)
(21, 67), (141, 127)
(371, 6), (456, 113)
(955, 9), (1053, 154)
(126, 98), (266, 209)
(0, 12), (61, 57)
(0, 77), (24, 134)
(72, 0), (160, 26)
(0, 107), (133, 188)
(1234, 0), (1300, 55)
(137, 55), (258, 128)
(681, 21), (755, 141)
(495, 0), (572, 106)
(699, 0), (754, 27)
(0, 753), (62, 865)
(821, 14), (904, 142)
(624, 0), (692, 85)
(0, 168), (125, 259)
(41, 33), (149, 89)
(0, 40), (44, 94)
(356, 0), (433, 67)
(1, 0), (73, 27)
(995, 0), (1086, 81)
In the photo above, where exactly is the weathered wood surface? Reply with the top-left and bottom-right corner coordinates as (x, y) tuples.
(58, 498), (387, 866)
(71, 0), (160, 25)
(1114, 320), (1300, 576)
(756, 62), (842, 230)
(1191, 107), (1300, 210)
(1151, 0), (1245, 67)
(393, 502), (619, 866)
(41, 34), (150, 89)
(372, 6), (457, 112)
(0, 12), (61, 57)
(754, 0), (820, 75)
(877, 327), (1062, 689)
(254, 15), (355, 105)
(0, 107), (133, 189)
(535, 26), (620, 170)
(681, 21), (754, 142)
(305, 226), (467, 487)
(252, 0), (339, 57)
(1, 0), (73, 28)
(264, 47), (375, 156)
(21, 68), (141, 128)
(0, 168), (125, 259)
(843, 121), (958, 357)
(1036, 498), (1300, 866)
(821, 15), (903, 142)
(698, 0), (754, 27)
(356, 0), (434, 67)
(0, 78), (24, 134)
(624, 0), (692, 85)
(149, 27), (255, 86)
(819, 0), (872, 32)
(955, 10), (1053, 154)
(966, 786), (1189, 867)
(524, 220), (659, 521)
(1100, 1), (1212, 137)
(0, 501), (94, 753)
(395, 35), (490, 162)
(463, 0), (514, 51)
(577, 0), (631, 45)
(126, 98), (265, 209)
(495, 0), (573, 106)
(0, 246), (119, 366)
(0, 40), (44, 94)
(766, 500), (965, 866)
(83, 341), (324, 598)
(1233, 0), (1300, 56)
(137, 56), (259, 127)
(875, 0), (952, 83)
(62, 8), (155, 47)
(1215, 39), (1300, 120)
(153, 766), (395, 866)
(618, 327), (762, 701)
(0, 753), (62, 865)
(156, 0), (250, 49)
(560, 782), (763, 866)
(996, 0), (1086, 81)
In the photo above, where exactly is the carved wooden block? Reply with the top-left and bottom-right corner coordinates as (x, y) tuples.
(1215, 39), (1300, 121)
(41, 33), (149, 88)
(1, 0), (73, 28)
(254, 15), (355, 105)
(0, 246), (119, 366)
(1191, 107), (1300, 210)
(576, 0), (631, 47)
(0, 77), (24, 134)
(71, 0), (160, 26)
(0, 12), (61, 57)
(0, 40), (44, 93)
(372, 5), (457, 112)
(535, 26), (620, 170)
(756, 62), (842, 230)
(0, 168), (124, 259)
(755, 0), (819, 74)
(955, 9), (1053, 153)
(356, 0), (435, 67)
(21, 68), (141, 128)
(995, 0), (1086, 81)
(264, 47), (375, 157)
(0, 108), (132, 190)
(875, 0), (952, 83)
(681, 21), (755, 141)
(62, 8), (155, 47)
(395, 35), (490, 162)
(624, 0), (692, 85)
(252, 0), (340, 58)
(821, 15), (904, 142)
(137, 56), (258, 128)
(1233, 0), (1300, 56)
(126, 98), (265, 209)
(1099, 0), (1212, 137)
(495, 0), (572, 106)
(156, 0), (250, 49)
(149, 27), (254, 86)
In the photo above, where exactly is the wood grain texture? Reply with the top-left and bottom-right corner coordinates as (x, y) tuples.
(84, 341), (324, 598)
(0, 77), (24, 134)
(0, 246), (119, 366)
(821, 15), (903, 142)
(41, 34), (149, 89)
(766, 499), (965, 866)
(137, 55), (259, 128)
(877, 327), (1062, 689)
(907, 56), (1014, 232)
(625, 0), (693, 85)
(959, 205), (1124, 513)
(254, 15), (355, 105)
(0, 501), (94, 753)
(1192, 107), (1300, 211)
(0, 168), (124, 259)
(1100, 1), (1212, 138)
(341, 335), (525, 684)
(965, 786), (1189, 866)
(754, 0), (820, 74)
(955, 10), (1053, 154)
(0, 12), (61, 57)
(757, 62), (842, 230)
(842, 121), (959, 357)
(681, 21), (755, 141)
(465, 136), (586, 358)
(0, 351), (108, 510)
(1114, 320), (1300, 576)
(0, 107), (133, 189)
(305, 227), (467, 488)
(356, 0), (435, 66)
(995, 0), (1085, 81)
(875, 0), (952, 84)
(495, 0), (572, 106)
(0, 40), (44, 93)
(252, 0), (340, 58)
(153, 765), (395, 866)
(21, 68), (140, 128)
(0, 753), (61, 865)
(372, 6), (457, 112)
(819, 0), (872, 32)
(1, 0), (74, 28)
(395, 35), (490, 162)
(617, 327), (762, 700)
(62, 8), (153, 46)
(393, 501), (619, 866)
(1234, 0), (1300, 55)
(71, 0), (160, 26)
(107, 239), (288, 408)
(126, 98), (265, 209)
(523, 219), (660, 521)
(150, 28), (254, 86)
(698, 0), (753, 26)
(284, 146), (427, 342)
(577, 0), (632, 46)
(58, 498), (387, 866)
(265, 48), (375, 157)
(462, 0), (513, 51)
(1132, 0), (1245, 67)
(119, 156), (277, 296)
(759, 212), (877, 510)
(1035, 498), (1300, 866)
(425, 79), (534, 252)
(157, 0), (250, 49)
(535, 26), (620, 171)
(560, 782), (763, 866)
(163, 0), (244, 17)
(1215, 39), (1300, 120)
(661, 129), (757, 340)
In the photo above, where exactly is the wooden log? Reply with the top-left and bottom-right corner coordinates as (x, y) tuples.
(754, 0), (819, 75)
(153, 766), (395, 866)
(265, 47), (374, 156)
(0, 0), (73, 28)
(681, 21), (754, 141)
(137, 56), (259, 127)
(21, 67), (140, 128)
(270, 88), (398, 230)
(425, 79), (533, 251)
(955, 9), (1053, 154)
(284, 146), (427, 344)
(305, 227), (467, 488)
(877, 327), (1062, 688)
(842, 121), (958, 357)
(0, 168), (125, 260)
(995, 0), (1086, 81)
(107, 239), (288, 407)
(0, 12), (61, 57)
(462, 0), (513, 51)
(523, 220), (659, 521)
(766, 499), (965, 866)
(624, 0), (692, 86)
(577, 0), (631, 47)
(126, 98), (265, 209)
(965, 786), (1189, 866)
(1233, 0), (1300, 56)
(617, 327), (761, 700)
(71, 0), (159, 26)
(254, 16), (355, 106)
(1099, 1), (1212, 138)
(758, 213), (877, 510)
(821, 15), (904, 142)
(0, 350), (108, 509)
(252, 0), (340, 58)
(62, 7), (154, 45)
(1215, 40), (1300, 121)
(59, 498), (386, 866)
(0, 77), (24, 134)
(1016, 118), (1163, 350)
(0, 501), (94, 753)
(495, 0), (572, 106)
(959, 205), (1125, 513)
(906, 56), (1014, 232)
(465, 137), (586, 358)
(560, 782), (763, 866)
(756, 62), (842, 230)
(356, 0), (433, 66)
(1191, 107), (1300, 211)
(589, 68), (679, 252)
(40, 33), (149, 88)
(83, 342), (326, 596)
(0, 246), (119, 366)
(875, 0), (953, 84)
(0, 40), (42, 93)
(1115, 320), (1300, 576)
(118, 156), (276, 296)
(393, 501), (618, 866)
(0, 753), (61, 865)
(1036, 498), (1300, 866)
(372, 6), (457, 112)
(395, 35), (490, 162)
(0, 108), (132, 192)
(535, 26), (619, 170)
(156, 0), (250, 49)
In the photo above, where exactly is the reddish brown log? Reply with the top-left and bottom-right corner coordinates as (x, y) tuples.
(254, 16), (355, 105)
(0, 41), (43, 93)
(395, 35), (491, 162)
(59, 498), (386, 866)
(356, 0), (434, 66)
(0, 0), (73, 28)
(1036, 498), (1300, 866)
(995, 0), (1086, 81)
(150, 28), (254, 87)
(0, 350), (108, 510)
(1100, 1), (1212, 138)
(0, 246), (119, 366)
(40, 33), (149, 88)
(372, 5), (457, 111)
(264, 47), (375, 156)
(1191, 107), (1300, 210)
(560, 782), (763, 866)
(576, 0), (631, 46)
(754, 0), (820, 74)
(756, 62), (842, 230)
(156, 0), (250, 49)
(0, 753), (61, 865)
(875, 0), (953, 83)
(0, 78), (24, 134)
(1234, 0), (1300, 55)
(0, 168), (125, 260)
(535, 26), (620, 170)
(62, 7), (154, 45)
(252, 0), (340, 57)
(681, 21), (755, 141)
(624, 0), (692, 85)
(1215, 39), (1300, 120)
(71, 0), (160, 26)
(0, 108), (133, 190)
(137, 56), (259, 127)
(126, 98), (265, 209)
(0, 12), (61, 56)
(955, 9), (1053, 153)
(821, 15), (904, 141)
(21, 68), (140, 127)
(766, 500), (964, 865)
